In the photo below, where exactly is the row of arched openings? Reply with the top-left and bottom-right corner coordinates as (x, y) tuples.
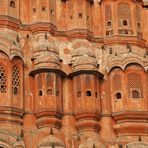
(0, 64), (20, 95)
(111, 64), (144, 100)
(75, 74), (98, 98)
(37, 73), (60, 97)
(105, 2), (142, 36)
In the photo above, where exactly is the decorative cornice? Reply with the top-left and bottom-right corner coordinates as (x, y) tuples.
(68, 70), (104, 78)
(29, 68), (66, 77)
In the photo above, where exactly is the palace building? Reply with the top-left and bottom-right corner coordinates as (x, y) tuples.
(0, 0), (148, 147)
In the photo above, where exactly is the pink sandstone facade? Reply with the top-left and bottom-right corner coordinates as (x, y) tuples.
(0, 0), (148, 147)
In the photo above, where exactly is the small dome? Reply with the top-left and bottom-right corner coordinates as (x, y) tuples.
(71, 46), (97, 71)
(35, 51), (60, 69)
(73, 54), (97, 71)
(38, 135), (65, 147)
(72, 46), (95, 58)
(33, 35), (60, 70)
(34, 35), (59, 54)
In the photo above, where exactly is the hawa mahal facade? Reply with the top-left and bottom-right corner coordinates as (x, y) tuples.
(0, 0), (148, 148)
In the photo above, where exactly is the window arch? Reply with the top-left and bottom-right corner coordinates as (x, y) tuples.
(0, 65), (6, 93)
(86, 90), (91, 97)
(77, 91), (81, 97)
(75, 76), (82, 97)
(46, 73), (53, 88)
(38, 90), (43, 96)
(38, 74), (42, 90)
(47, 89), (52, 95)
(12, 65), (20, 95)
(136, 6), (141, 29)
(105, 5), (112, 27)
(112, 73), (122, 91)
(132, 90), (140, 99)
(55, 75), (60, 97)
(127, 72), (143, 98)
(117, 2), (131, 27)
(85, 74), (91, 88)
(115, 92), (122, 99)
(10, 1), (15, 8)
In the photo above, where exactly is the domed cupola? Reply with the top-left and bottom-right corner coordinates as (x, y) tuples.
(33, 34), (60, 70)
(71, 46), (97, 71)
(33, 35), (59, 54)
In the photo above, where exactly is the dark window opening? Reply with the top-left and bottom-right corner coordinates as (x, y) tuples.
(38, 90), (43, 96)
(115, 92), (122, 99)
(78, 13), (83, 18)
(51, 9), (54, 14)
(10, 1), (15, 8)
(95, 92), (98, 98)
(137, 22), (141, 28)
(77, 91), (81, 97)
(33, 8), (36, 13)
(13, 87), (18, 95)
(132, 90), (140, 99)
(118, 144), (123, 148)
(87, 16), (89, 20)
(47, 89), (52, 95)
(42, 6), (46, 12)
(122, 20), (128, 26)
(70, 15), (73, 19)
(86, 90), (91, 97)
(107, 21), (112, 27)
(56, 91), (59, 97)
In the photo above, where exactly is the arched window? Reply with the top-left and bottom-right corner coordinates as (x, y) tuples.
(107, 21), (112, 27)
(47, 89), (52, 95)
(10, 1), (15, 8)
(132, 90), (140, 99)
(86, 90), (91, 97)
(85, 75), (91, 88)
(117, 3), (131, 27)
(46, 73), (53, 88)
(115, 92), (122, 99)
(77, 91), (81, 97)
(127, 72), (143, 98)
(12, 65), (20, 95)
(55, 75), (60, 97)
(112, 73), (122, 91)
(76, 76), (81, 90)
(0, 65), (6, 93)
(56, 91), (59, 97)
(105, 5), (112, 27)
(38, 74), (42, 90)
(38, 90), (43, 96)
(136, 6), (141, 29)
(95, 92), (98, 98)
(13, 87), (18, 95)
